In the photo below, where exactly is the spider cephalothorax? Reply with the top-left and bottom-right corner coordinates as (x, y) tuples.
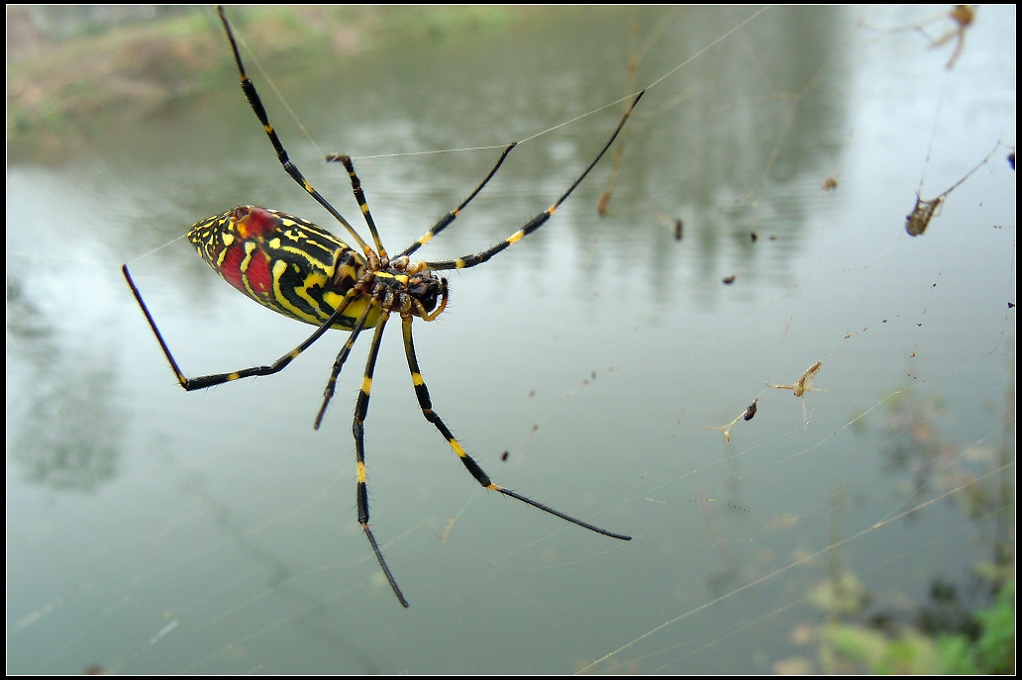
(357, 254), (448, 322)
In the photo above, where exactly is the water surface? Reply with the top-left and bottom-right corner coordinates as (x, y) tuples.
(7, 6), (1015, 674)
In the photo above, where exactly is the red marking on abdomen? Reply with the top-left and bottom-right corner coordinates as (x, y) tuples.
(244, 248), (273, 297)
(220, 242), (273, 299)
(235, 206), (280, 239)
(220, 244), (246, 291)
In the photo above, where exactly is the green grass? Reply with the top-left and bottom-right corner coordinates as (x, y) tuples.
(7, 6), (531, 160)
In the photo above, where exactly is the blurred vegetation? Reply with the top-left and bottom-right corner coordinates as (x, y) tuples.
(7, 5), (529, 160)
(787, 576), (1015, 674)
(776, 382), (1015, 674)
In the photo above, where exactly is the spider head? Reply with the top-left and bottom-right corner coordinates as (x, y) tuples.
(407, 271), (447, 321)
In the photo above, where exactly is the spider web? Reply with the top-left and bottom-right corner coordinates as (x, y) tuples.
(6, 5), (1015, 674)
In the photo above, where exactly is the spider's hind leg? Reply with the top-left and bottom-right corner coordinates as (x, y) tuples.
(399, 317), (631, 541)
(350, 313), (410, 607)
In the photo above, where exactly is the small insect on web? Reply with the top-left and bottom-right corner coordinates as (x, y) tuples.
(121, 6), (641, 607)
(707, 399), (758, 443)
(770, 361), (823, 399)
(769, 361), (824, 428)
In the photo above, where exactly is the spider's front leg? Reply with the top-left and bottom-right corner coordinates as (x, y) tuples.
(423, 91), (645, 272)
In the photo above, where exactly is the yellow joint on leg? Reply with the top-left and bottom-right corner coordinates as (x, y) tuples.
(507, 230), (525, 245)
(227, 372), (241, 381)
(361, 376), (373, 394)
(450, 439), (467, 458)
(411, 371), (425, 386)
(356, 461), (367, 483)
(375, 271), (409, 285)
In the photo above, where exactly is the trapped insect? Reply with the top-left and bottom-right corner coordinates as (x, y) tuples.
(123, 6), (641, 607)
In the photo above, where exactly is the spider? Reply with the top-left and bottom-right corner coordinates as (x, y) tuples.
(122, 6), (642, 607)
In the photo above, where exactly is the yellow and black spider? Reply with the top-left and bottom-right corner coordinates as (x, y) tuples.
(122, 6), (642, 607)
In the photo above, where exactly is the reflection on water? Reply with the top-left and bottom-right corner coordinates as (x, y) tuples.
(7, 5), (1015, 674)
(8, 260), (121, 491)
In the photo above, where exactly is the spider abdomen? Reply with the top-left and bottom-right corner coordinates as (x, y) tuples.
(187, 205), (376, 329)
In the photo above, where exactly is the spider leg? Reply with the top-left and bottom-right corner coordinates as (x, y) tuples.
(392, 143), (518, 260)
(330, 155), (390, 259)
(400, 317), (630, 540)
(216, 6), (372, 255)
(423, 90), (644, 272)
(350, 313), (410, 607)
(124, 263), (359, 391)
(327, 143), (517, 261)
(329, 145), (520, 265)
(314, 302), (375, 430)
